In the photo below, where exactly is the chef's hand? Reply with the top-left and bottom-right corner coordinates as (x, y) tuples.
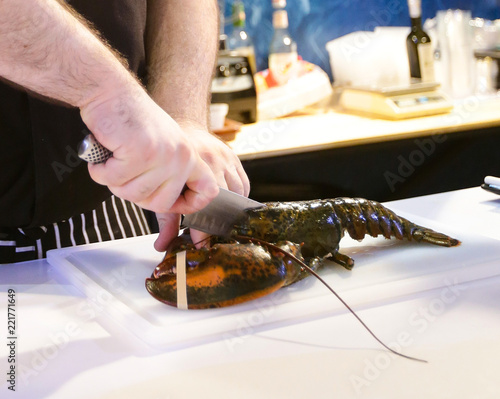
(80, 88), (219, 216)
(154, 123), (250, 252)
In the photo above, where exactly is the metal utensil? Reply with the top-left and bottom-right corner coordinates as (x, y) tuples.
(181, 188), (263, 236)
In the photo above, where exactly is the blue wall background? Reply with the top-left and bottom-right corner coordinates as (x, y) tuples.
(221, 0), (500, 80)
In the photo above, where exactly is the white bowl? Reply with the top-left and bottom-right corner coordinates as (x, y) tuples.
(210, 103), (229, 130)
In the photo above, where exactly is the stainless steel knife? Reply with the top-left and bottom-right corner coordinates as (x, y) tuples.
(181, 187), (263, 236)
(78, 134), (265, 236)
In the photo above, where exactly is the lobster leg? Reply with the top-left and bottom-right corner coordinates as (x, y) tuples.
(328, 251), (355, 270)
(284, 255), (325, 286)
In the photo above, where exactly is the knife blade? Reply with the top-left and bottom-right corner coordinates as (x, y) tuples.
(181, 187), (264, 236)
(78, 134), (265, 236)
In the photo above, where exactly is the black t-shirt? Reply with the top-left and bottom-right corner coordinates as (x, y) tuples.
(0, 0), (147, 228)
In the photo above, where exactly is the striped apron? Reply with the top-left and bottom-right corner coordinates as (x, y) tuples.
(0, 196), (152, 264)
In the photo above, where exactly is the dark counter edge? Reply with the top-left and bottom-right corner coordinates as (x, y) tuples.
(242, 125), (500, 203)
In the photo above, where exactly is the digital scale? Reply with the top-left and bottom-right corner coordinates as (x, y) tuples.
(339, 82), (453, 120)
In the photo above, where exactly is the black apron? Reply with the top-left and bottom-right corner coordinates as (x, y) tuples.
(0, 0), (148, 229)
(0, 1), (154, 263)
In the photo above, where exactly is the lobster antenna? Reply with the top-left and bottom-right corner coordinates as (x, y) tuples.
(193, 236), (212, 246)
(236, 236), (427, 363)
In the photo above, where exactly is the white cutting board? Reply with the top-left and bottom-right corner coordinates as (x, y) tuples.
(47, 214), (500, 350)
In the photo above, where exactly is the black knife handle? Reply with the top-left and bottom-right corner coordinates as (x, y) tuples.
(481, 183), (500, 196)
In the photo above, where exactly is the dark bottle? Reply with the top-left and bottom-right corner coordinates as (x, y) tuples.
(406, 0), (435, 83)
(228, 1), (256, 74)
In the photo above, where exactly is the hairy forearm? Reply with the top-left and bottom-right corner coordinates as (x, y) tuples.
(0, 0), (220, 218)
(146, 0), (219, 128)
(0, 0), (137, 108)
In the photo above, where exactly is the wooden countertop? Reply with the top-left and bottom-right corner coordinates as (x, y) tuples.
(228, 94), (500, 161)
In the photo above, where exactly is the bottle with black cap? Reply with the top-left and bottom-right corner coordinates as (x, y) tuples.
(406, 0), (435, 83)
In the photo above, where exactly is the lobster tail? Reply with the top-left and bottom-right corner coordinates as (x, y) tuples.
(407, 224), (460, 247)
(332, 198), (460, 247)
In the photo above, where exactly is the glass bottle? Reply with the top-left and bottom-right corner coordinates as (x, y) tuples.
(406, 0), (435, 83)
(228, 1), (256, 73)
(268, 7), (298, 85)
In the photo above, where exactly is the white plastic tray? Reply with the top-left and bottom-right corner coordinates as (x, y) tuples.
(47, 215), (500, 350)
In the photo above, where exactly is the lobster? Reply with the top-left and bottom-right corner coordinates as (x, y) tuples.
(146, 197), (459, 310)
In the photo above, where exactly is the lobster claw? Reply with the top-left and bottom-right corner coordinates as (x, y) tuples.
(146, 241), (302, 309)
